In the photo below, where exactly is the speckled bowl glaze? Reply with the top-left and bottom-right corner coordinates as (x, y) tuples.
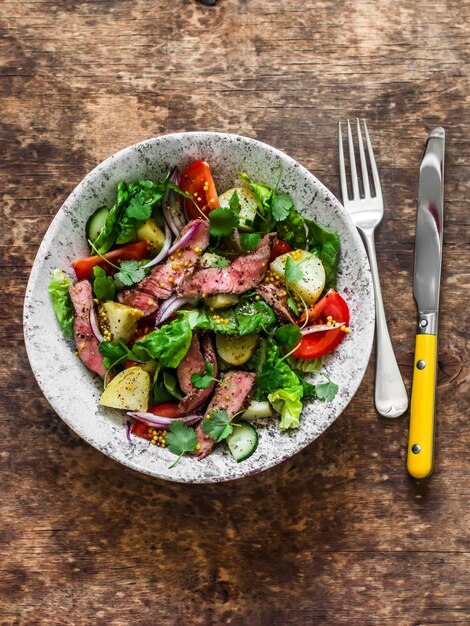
(24, 132), (374, 483)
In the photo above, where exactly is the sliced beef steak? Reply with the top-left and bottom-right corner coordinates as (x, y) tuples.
(177, 233), (276, 299)
(177, 333), (218, 414)
(256, 282), (297, 324)
(69, 280), (106, 378)
(119, 219), (210, 313)
(195, 370), (256, 460)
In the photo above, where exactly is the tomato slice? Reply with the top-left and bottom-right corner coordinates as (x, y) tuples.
(149, 403), (182, 418)
(73, 241), (148, 281)
(269, 239), (293, 263)
(179, 160), (220, 220)
(293, 289), (350, 359)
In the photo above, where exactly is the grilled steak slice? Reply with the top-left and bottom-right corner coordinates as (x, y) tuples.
(119, 219), (210, 313)
(256, 282), (297, 324)
(177, 233), (276, 299)
(177, 334), (218, 414)
(195, 370), (256, 460)
(69, 280), (106, 378)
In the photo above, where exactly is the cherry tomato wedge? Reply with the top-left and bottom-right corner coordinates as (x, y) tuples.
(269, 239), (293, 263)
(149, 403), (182, 418)
(179, 160), (220, 220)
(73, 241), (148, 281)
(293, 289), (350, 360)
(130, 421), (154, 440)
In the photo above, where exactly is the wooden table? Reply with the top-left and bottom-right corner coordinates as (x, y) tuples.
(1, 1), (469, 624)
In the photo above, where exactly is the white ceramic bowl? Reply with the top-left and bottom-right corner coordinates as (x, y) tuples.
(24, 132), (374, 483)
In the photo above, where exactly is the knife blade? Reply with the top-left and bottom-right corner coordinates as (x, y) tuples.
(407, 127), (445, 479)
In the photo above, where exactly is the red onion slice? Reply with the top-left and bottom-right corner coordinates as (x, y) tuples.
(89, 307), (104, 342)
(154, 295), (197, 327)
(125, 420), (132, 442)
(127, 411), (203, 428)
(163, 168), (187, 236)
(166, 220), (200, 257)
(300, 322), (346, 336)
(142, 220), (172, 269)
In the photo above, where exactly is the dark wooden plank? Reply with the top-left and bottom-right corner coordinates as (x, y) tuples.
(0, 0), (469, 624)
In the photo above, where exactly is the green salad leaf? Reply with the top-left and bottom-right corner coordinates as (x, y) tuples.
(166, 421), (198, 468)
(239, 232), (261, 252)
(48, 269), (74, 340)
(114, 260), (146, 287)
(271, 192), (293, 221)
(235, 299), (277, 336)
(276, 208), (307, 248)
(268, 386), (304, 430)
(285, 256), (303, 284)
(315, 374), (339, 402)
(191, 362), (215, 389)
(274, 324), (302, 351)
(163, 370), (184, 400)
(305, 218), (340, 289)
(99, 339), (134, 370)
(92, 266), (116, 301)
(209, 191), (240, 237)
(133, 313), (193, 368)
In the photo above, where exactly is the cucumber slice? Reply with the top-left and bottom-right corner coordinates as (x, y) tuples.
(241, 401), (273, 420)
(226, 422), (258, 462)
(86, 206), (109, 243)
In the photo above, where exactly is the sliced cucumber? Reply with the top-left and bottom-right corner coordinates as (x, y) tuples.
(219, 187), (258, 232)
(215, 333), (259, 366)
(241, 401), (273, 420)
(226, 422), (258, 462)
(86, 206), (109, 243)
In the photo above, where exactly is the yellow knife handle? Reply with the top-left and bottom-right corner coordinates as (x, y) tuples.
(407, 333), (438, 479)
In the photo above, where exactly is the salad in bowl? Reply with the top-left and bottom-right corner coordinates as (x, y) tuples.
(48, 157), (351, 468)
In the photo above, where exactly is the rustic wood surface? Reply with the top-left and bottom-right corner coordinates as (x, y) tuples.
(1, 1), (469, 624)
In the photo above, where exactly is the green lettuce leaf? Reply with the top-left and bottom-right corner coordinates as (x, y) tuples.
(268, 386), (304, 430)
(235, 300), (277, 336)
(48, 269), (74, 339)
(133, 313), (192, 368)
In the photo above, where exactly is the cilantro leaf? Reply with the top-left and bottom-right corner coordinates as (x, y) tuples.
(271, 192), (293, 222)
(209, 204), (239, 237)
(315, 376), (339, 402)
(201, 409), (233, 442)
(99, 340), (134, 370)
(274, 324), (302, 351)
(92, 266), (116, 301)
(229, 189), (241, 213)
(191, 362), (215, 389)
(240, 232), (261, 252)
(285, 256), (303, 283)
(166, 421), (198, 468)
(287, 296), (300, 315)
(114, 260), (146, 287)
(126, 196), (152, 221)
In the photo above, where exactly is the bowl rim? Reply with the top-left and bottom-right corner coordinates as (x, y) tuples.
(23, 131), (374, 483)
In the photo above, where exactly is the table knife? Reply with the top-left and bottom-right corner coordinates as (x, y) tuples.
(407, 127), (445, 479)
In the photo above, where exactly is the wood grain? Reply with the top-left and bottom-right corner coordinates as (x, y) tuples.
(1, 1), (469, 624)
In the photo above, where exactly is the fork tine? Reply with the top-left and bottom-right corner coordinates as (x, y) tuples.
(363, 119), (382, 201)
(338, 122), (349, 204)
(347, 119), (360, 199)
(356, 118), (371, 198)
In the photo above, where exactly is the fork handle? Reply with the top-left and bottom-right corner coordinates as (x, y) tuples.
(360, 229), (408, 418)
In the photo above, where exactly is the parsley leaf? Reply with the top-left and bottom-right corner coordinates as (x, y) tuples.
(191, 362), (215, 389)
(240, 232), (261, 252)
(201, 409), (233, 442)
(315, 374), (339, 402)
(271, 192), (293, 221)
(92, 266), (116, 301)
(209, 196), (240, 237)
(166, 421), (198, 468)
(114, 260), (146, 287)
(274, 324), (302, 351)
(99, 340), (134, 370)
(285, 256), (304, 284)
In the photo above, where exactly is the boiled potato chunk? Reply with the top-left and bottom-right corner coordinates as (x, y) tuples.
(136, 218), (166, 253)
(100, 366), (150, 412)
(270, 250), (325, 306)
(101, 302), (144, 343)
(215, 333), (259, 366)
(219, 187), (258, 232)
(205, 294), (240, 309)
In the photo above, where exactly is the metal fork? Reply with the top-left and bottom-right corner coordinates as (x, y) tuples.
(338, 119), (408, 418)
